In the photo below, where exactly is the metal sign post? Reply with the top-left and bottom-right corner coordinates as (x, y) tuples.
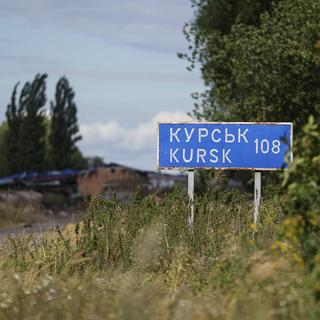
(187, 169), (195, 228)
(254, 171), (261, 223)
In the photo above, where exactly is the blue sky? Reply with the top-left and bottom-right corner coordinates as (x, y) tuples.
(0, 0), (203, 170)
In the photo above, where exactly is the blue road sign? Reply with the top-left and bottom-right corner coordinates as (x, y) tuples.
(158, 122), (292, 170)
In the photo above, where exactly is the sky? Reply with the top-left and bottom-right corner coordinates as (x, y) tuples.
(0, 0), (203, 171)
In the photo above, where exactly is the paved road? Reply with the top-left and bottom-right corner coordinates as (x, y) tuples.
(0, 218), (73, 241)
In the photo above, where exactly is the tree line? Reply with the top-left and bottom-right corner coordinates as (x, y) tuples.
(182, 0), (320, 132)
(0, 74), (87, 176)
(180, 0), (320, 189)
(182, 1), (320, 279)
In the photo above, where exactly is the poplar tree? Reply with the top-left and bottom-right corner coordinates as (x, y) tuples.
(5, 83), (23, 173)
(21, 74), (47, 171)
(49, 76), (82, 169)
(5, 74), (47, 173)
(0, 123), (9, 176)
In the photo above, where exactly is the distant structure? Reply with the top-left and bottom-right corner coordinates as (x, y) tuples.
(0, 170), (79, 194)
(0, 163), (187, 204)
(78, 163), (187, 201)
(77, 163), (149, 201)
(146, 171), (187, 191)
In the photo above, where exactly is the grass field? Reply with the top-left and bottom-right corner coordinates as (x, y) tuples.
(0, 188), (318, 319)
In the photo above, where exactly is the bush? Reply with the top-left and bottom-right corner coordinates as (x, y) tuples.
(1, 188), (316, 318)
(281, 116), (320, 271)
(280, 116), (320, 302)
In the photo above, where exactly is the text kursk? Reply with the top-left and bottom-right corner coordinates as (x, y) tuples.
(170, 127), (249, 144)
(168, 127), (249, 165)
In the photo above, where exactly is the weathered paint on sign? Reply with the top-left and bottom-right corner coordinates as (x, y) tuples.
(157, 122), (293, 170)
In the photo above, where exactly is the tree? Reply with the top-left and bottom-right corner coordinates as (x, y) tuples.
(20, 74), (48, 172)
(5, 83), (23, 173)
(281, 116), (320, 281)
(0, 122), (9, 176)
(183, 0), (320, 132)
(190, 0), (275, 35)
(70, 148), (88, 170)
(49, 76), (83, 169)
(86, 156), (105, 168)
(5, 74), (48, 173)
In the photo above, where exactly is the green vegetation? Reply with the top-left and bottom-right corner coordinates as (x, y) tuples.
(86, 155), (106, 168)
(280, 116), (320, 285)
(0, 185), (318, 319)
(0, 122), (9, 176)
(0, 202), (51, 229)
(0, 1), (319, 318)
(0, 116), (319, 318)
(49, 77), (83, 170)
(182, 0), (320, 131)
(1, 115), (318, 317)
(5, 74), (47, 173)
(0, 74), (86, 175)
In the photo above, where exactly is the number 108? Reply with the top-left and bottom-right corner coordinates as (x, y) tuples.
(254, 139), (281, 154)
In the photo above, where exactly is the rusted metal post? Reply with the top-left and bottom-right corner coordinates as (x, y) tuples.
(254, 171), (261, 223)
(188, 169), (195, 228)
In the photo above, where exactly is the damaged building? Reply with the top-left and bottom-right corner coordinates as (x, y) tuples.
(77, 163), (149, 201)
(0, 163), (187, 204)
(78, 163), (187, 201)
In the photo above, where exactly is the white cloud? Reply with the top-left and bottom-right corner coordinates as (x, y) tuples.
(80, 111), (191, 152)
(79, 110), (194, 169)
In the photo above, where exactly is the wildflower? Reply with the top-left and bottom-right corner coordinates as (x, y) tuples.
(250, 223), (258, 232)
(271, 240), (289, 253)
(292, 253), (304, 268)
(13, 274), (20, 281)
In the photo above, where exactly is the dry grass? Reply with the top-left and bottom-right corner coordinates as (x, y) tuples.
(0, 189), (318, 319)
(0, 202), (51, 228)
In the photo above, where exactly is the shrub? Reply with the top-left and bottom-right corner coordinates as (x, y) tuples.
(281, 116), (320, 271)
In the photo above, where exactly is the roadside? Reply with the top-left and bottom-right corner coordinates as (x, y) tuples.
(0, 190), (82, 241)
(0, 216), (75, 241)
